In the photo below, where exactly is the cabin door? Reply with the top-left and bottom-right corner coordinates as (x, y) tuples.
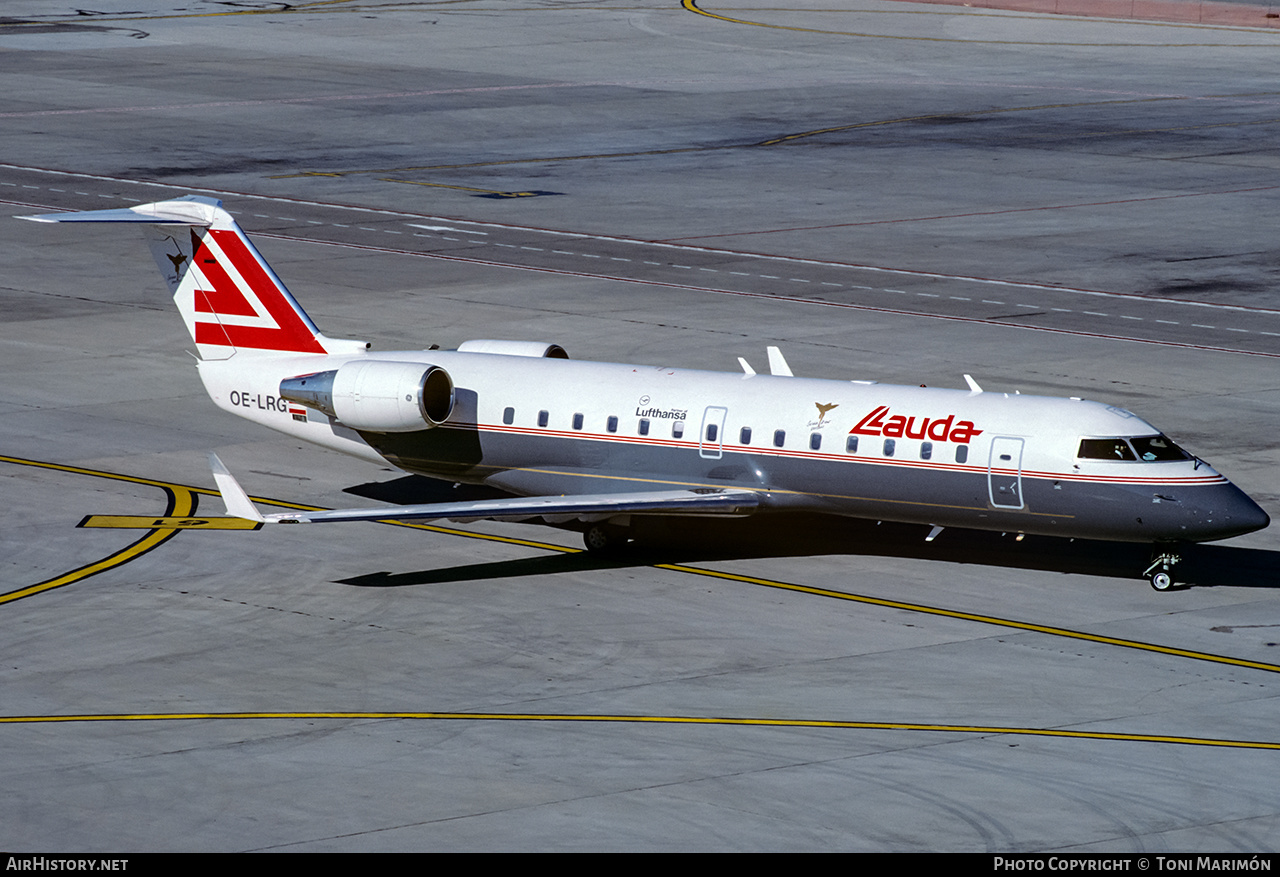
(699, 406), (728, 459)
(987, 436), (1025, 510)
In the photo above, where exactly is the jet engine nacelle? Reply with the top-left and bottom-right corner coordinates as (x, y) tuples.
(457, 339), (568, 359)
(280, 360), (455, 432)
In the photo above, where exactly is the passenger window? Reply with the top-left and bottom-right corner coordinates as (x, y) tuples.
(740, 426), (752, 445)
(773, 429), (786, 448)
(706, 423), (718, 442)
(639, 418), (650, 436)
(883, 439), (895, 457)
(809, 433), (822, 451)
(537, 410), (549, 428)
(920, 441), (932, 460)
(607, 416), (618, 433)
(846, 435), (859, 454)
(572, 413), (584, 430)
(502, 407), (514, 425)
(955, 445), (968, 464)
(673, 421), (685, 439)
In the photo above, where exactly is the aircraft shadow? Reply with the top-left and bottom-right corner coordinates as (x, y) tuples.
(344, 474), (517, 505)
(335, 501), (1279, 591)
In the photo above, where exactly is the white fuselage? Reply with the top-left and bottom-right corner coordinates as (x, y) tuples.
(197, 349), (1269, 544)
(25, 194), (1266, 561)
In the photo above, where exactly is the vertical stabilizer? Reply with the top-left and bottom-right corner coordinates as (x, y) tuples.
(19, 196), (365, 360)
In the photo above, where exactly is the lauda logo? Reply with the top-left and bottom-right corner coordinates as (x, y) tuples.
(850, 405), (983, 444)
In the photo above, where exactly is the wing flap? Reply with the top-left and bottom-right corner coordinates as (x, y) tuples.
(209, 457), (758, 525)
(265, 488), (760, 524)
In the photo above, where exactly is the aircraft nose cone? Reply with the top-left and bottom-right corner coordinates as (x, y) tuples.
(1233, 495), (1271, 535)
(1196, 484), (1270, 540)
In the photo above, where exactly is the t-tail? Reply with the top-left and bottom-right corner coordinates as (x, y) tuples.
(18, 196), (368, 360)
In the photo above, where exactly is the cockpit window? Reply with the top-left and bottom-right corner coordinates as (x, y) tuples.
(1078, 438), (1136, 461)
(1078, 435), (1189, 462)
(1130, 435), (1189, 462)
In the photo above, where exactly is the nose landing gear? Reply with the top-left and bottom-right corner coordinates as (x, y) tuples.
(1144, 551), (1183, 592)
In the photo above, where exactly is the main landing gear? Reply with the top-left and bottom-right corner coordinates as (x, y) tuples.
(1143, 550), (1183, 592)
(583, 522), (630, 555)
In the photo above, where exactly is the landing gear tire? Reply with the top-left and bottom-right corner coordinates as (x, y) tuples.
(1144, 550), (1183, 592)
(583, 523), (628, 555)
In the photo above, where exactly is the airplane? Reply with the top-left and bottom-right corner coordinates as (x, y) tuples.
(20, 195), (1270, 591)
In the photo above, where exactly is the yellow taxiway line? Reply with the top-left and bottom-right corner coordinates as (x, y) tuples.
(5, 454), (1280, 679)
(0, 710), (1277, 751)
(79, 514), (263, 530)
(0, 485), (195, 606)
(653, 563), (1280, 675)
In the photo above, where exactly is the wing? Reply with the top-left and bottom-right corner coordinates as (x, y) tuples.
(210, 454), (759, 525)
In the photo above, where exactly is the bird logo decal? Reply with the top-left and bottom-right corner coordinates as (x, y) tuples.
(809, 402), (838, 430)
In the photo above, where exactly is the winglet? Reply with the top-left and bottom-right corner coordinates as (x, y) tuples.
(737, 356), (756, 376)
(766, 346), (793, 377)
(209, 453), (265, 523)
(964, 374), (983, 394)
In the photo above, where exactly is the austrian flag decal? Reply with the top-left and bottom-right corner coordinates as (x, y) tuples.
(850, 405), (983, 444)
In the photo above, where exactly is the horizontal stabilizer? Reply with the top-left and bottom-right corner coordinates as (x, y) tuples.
(21, 195), (368, 358)
(17, 196), (223, 226)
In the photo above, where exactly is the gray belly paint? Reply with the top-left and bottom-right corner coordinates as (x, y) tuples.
(361, 425), (1264, 543)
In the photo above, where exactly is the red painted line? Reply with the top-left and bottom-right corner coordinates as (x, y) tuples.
(397, 221), (1280, 319)
(10, 169), (1280, 317)
(663, 184), (1280, 241)
(883, 0), (1280, 28)
(257, 233), (1280, 360)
